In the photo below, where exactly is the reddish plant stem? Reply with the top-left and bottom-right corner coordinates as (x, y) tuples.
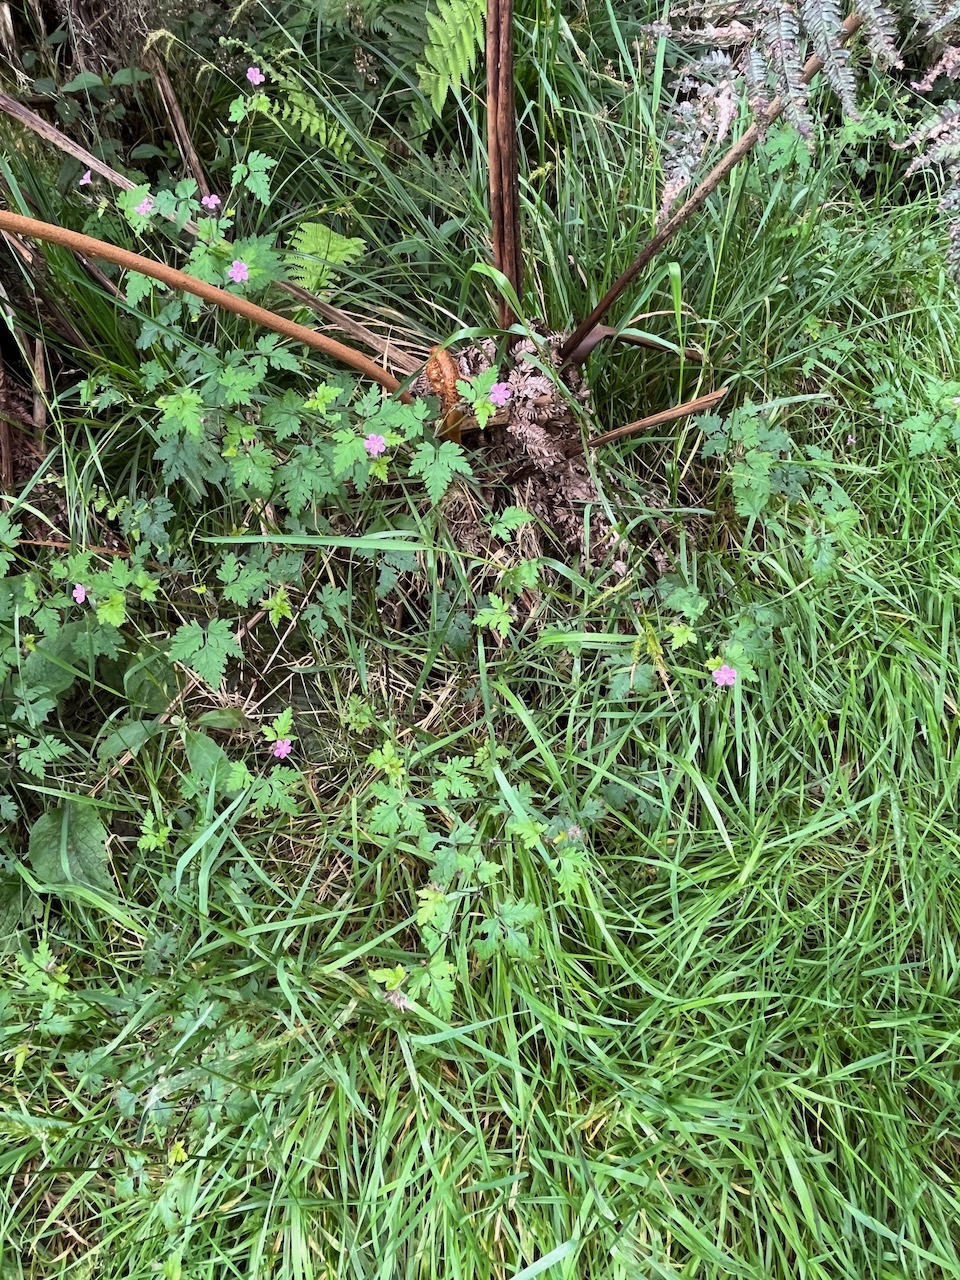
(567, 385), (728, 458)
(487, 0), (522, 328)
(0, 89), (420, 376)
(0, 210), (407, 398)
(559, 14), (864, 364)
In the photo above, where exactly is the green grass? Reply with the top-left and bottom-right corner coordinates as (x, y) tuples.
(5, 5), (960, 1279)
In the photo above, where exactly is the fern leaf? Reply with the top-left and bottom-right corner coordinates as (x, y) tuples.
(258, 91), (354, 159)
(763, 5), (813, 137)
(798, 0), (859, 116)
(416, 0), (485, 114)
(287, 221), (366, 293)
(745, 45), (774, 121)
(928, 0), (960, 35)
(857, 0), (904, 66)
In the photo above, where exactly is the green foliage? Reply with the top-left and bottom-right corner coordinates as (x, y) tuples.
(417, 0), (485, 114)
(407, 439), (473, 503)
(28, 803), (113, 897)
(7, 6), (960, 1278)
(876, 376), (960, 456)
(473, 593), (513, 638)
(168, 619), (243, 689)
(287, 221), (366, 293)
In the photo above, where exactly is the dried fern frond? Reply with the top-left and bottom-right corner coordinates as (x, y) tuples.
(659, 56), (740, 222)
(763, 3), (814, 137)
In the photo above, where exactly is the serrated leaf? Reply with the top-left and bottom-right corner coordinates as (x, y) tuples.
(228, 442), (276, 496)
(126, 271), (157, 307)
(28, 803), (114, 896)
(157, 389), (205, 439)
(256, 334), (303, 372)
(408, 440), (472, 504)
(169, 619), (242, 688)
(231, 150), (277, 204)
(217, 363), (263, 407)
(408, 954), (455, 1018)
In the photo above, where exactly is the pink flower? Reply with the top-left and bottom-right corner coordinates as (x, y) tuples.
(846, 434), (856, 445)
(79, 170), (92, 187)
(72, 584), (87, 604)
(272, 738), (293, 759)
(134, 196), (154, 217)
(227, 260), (249, 283)
(364, 433), (387, 457)
(246, 67), (265, 86)
(201, 193), (221, 209)
(488, 382), (512, 406)
(712, 664), (738, 687)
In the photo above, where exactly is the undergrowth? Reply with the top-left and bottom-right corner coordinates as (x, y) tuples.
(3, 4), (960, 1279)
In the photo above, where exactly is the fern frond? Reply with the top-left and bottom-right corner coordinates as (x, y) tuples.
(927, 0), (960, 35)
(260, 90), (354, 159)
(857, 0), (904, 65)
(745, 44), (775, 123)
(798, 0), (859, 115)
(763, 4), (813, 137)
(374, 0), (431, 70)
(416, 0), (485, 115)
(287, 221), (366, 293)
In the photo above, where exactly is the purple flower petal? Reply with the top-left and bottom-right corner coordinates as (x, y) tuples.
(712, 665), (738, 687)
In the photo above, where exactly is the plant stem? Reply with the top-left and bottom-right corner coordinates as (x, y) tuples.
(0, 210), (407, 397)
(559, 14), (864, 364)
(0, 89), (419, 376)
(567, 386), (728, 457)
(487, 0), (522, 328)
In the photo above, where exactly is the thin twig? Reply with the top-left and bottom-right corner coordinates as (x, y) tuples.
(559, 14), (864, 364)
(144, 51), (210, 196)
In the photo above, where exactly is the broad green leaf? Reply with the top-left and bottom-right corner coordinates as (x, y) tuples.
(98, 720), (160, 761)
(28, 803), (114, 896)
(61, 71), (104, 92)
(183, 731), (233, 797)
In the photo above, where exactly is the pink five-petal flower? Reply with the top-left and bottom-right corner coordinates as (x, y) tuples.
(712, 664), (738, 688)
(79, 169), (92, 187)
(364, 433), (387, 457)
(488, 381), (512, 406)
(134, 195), (154, 217)
(227, 260), (249, 283)
(273, 738), (293, 759)
(201, 193), (221, 209)
(72, 584), (87, 604)
(246, 66), (266, 86)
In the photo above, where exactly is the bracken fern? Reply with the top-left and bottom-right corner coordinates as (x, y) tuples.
(416, 0), (486, 114)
